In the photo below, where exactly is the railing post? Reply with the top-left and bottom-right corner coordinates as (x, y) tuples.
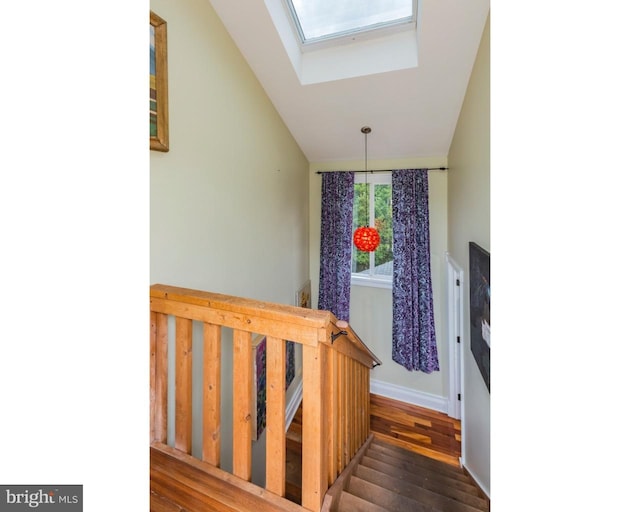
(302, 342), (327, 512)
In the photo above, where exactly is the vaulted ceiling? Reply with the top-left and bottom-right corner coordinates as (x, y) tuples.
(208, 0), (489, 163)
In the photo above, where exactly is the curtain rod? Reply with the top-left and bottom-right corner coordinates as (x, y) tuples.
(315, 168), (447, 175)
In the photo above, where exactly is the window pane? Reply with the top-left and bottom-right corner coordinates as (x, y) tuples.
(290, 0), (414, 42)
(352, 183), (369, 273)
(374, 183), (393, 275)
(351, 181), (393, 280)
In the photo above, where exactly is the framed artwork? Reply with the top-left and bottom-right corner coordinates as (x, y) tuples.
(296, 280), (311, 309)
(469, 242), (490, 392)
(286, 280), (310, 393)
(150, 11), (169, 152)
(252, 334), (296, 441)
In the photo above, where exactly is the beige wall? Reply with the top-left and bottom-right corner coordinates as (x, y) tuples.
(447, 13), (490, 495)
(309, 157), (449, 400)
(150, 0), (309, 305)
(150, 0), (309, 485)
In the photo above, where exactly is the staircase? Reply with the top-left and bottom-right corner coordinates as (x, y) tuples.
(149, 285), (488, 512)
(324, 437), (489, 512)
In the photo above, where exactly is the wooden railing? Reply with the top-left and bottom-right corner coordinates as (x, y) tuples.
(149, 284), (381, 512)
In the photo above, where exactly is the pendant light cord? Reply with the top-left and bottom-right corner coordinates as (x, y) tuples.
(363, 127), (370, 228)
(364, 128), (368, 175)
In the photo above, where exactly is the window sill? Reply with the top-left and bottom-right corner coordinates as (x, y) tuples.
(351, 275), (392, 290)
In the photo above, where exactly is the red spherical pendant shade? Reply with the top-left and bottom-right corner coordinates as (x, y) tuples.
(353, 226), (380, 252)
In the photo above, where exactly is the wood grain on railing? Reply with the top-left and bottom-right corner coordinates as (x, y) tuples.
(150, 312), (157, 443)
(266, 336), (287, 496)
(150, 284), (329, 346)
(202, 322), (221, 466)
(233, 329), (253, 481)
(152, 312), (168, 444)
(175, 317), (193, 454)
(301, 343), (326, 512)
(326, 346), (338, 482)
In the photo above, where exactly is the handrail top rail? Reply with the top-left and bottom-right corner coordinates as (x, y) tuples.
(151, 283), (332, 328)
(151, 283), (382, 367)
(332, 319), (382, 368)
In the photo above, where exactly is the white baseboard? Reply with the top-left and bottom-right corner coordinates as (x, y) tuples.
(285, 378), (303, 431)
(370, 379), (448, 414)
(461, 460), (490, 500)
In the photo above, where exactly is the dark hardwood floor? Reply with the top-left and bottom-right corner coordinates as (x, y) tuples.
(369, 393), (461, 467)
(285, 393), (462, 503)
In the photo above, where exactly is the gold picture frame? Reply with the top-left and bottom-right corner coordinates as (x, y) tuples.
(150, 11), (169, 152)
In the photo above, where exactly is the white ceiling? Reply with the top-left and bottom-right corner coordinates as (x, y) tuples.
(208, 0), (489, 163)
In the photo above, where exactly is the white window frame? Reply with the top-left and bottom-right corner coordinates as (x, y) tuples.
(351, 172), (393, 290)
(283, 0), (418, 50)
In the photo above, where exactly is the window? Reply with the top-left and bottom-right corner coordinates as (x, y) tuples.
(285, 0), (416, 46)
(351, 172), (392, 288)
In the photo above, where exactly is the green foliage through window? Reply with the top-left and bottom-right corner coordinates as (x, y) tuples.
(352, 178), (393, 278)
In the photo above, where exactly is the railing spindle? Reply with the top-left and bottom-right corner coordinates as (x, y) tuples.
(202, 322), (222, 466)
(154, 313), (168, 444)
(347, 358), (353, 459)
(302, 343), (327, 512)
(326, 347), (338, 481)
(265, 336), (286, 495)
(355, 363), (361, 448)
(337, 352), (345, 473)
(150, 312), (157, 443)
(175, 317), (193, 453)
(232, 329), (253, 481)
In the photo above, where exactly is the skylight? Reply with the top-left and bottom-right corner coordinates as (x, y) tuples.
(285, 0), (416, 46)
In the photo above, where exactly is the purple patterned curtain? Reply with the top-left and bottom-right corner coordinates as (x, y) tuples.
(391, 169), (439, 373)
(318, 171), (354, 321)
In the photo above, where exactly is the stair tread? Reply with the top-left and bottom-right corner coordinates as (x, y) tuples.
(348, 475), (436, 512)
(369, 440), (467, 478)
(361, 453), (481, 496)
(337, 491), (390, 512)
(372, 434), (461, 467)
(359, 456), (485, 508)
(354, 464), (489, 512)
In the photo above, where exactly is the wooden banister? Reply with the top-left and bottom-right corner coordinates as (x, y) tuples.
(149, 284), (380, 512)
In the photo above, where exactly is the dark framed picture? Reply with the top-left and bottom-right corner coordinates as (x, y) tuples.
(469, 242), (490, 392)
(150, 11), (169, 152)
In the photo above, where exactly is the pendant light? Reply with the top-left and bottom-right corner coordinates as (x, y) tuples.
(353, 126), (381, 252)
